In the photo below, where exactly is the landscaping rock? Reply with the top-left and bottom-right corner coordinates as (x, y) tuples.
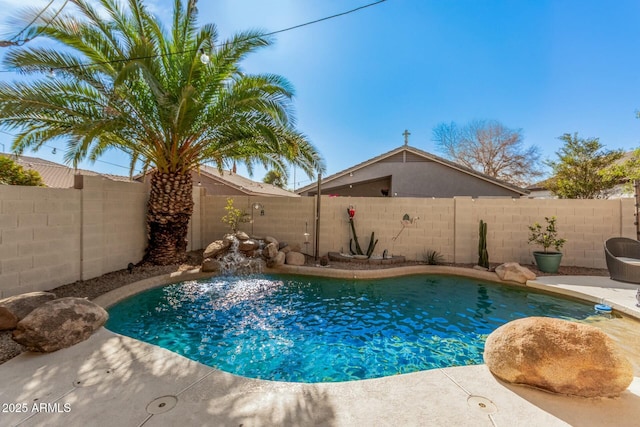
(201, 258), (222, 273)
(0, 292), (57, 331)
(203, 240), (230, 259)
(285, 251), (306, 266)
(495, 262), (536, 283)
(267, 251), (286, 268)
(264, 236), (278, 246)
(264, 242), (279, 259)
(238, 239), (259, 252)
(235, 231), (250, 241)
(12, 297), (108, 353)
(0, 308), (18, 331)
(484, 317), (633, 397)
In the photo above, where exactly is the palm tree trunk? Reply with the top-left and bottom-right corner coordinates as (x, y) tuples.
(144, 171), (194, 265)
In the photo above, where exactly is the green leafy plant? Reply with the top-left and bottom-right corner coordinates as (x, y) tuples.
(0, 156), (45, 186)
(528, 216), (566, 253)
(478, 219), (489, 268)
(221, 198), (250, 233)
(423, 249), (445, 265)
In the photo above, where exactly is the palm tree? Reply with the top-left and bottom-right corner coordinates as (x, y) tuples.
(0, 0), (325, 265)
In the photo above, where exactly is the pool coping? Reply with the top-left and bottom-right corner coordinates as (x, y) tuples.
(3, 266), (640, 426)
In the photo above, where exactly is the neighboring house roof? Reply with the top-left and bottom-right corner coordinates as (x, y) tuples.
(2, 153), (133, 188)
(194, 165), (298, 197)
(296, 145), (529, 196)
(135, 164), (298, 197)
(526, 177), (555, 192)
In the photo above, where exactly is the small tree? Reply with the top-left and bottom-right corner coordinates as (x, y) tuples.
(432, 119), (543, 187)
(528, 216), (566, 253)
(220, 198), (250, 233)
(546, 133), (624, 199)
(0, 156), (44, 186)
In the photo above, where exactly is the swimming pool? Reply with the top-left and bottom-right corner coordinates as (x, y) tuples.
(106, 274), (609, 383)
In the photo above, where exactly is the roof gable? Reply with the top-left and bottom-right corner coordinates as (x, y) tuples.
(297, 145), (528, 196)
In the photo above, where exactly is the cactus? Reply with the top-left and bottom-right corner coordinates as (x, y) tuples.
(366, 232), (378, 257)
(478, 219), (489, 268)
(348, 208), (377, 258)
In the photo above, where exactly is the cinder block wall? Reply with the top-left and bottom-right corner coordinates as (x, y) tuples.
(198, 195), (635, 269)
(0, 185), (81, 297)
(0, 176), (148, 297)
(202, 196), (316, 254)
(465, 198), (635, 268)
(76, 176), (148, 280)
(1, 183), (636, 298)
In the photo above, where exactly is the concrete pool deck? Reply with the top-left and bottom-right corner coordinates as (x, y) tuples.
(1, 267), (640, 426)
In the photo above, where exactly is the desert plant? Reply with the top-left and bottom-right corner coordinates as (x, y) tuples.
(347, 208), (378, 258)
(478, 219), (489, 268)
(528, 216), (566, 253)
(221, 198), (250, 233)
(423, 250), (445, 265)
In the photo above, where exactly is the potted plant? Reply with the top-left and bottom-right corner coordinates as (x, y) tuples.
(528, 216), (566, 273)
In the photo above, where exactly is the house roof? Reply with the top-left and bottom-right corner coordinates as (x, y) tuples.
(135, 164), (298, 197)
(194, 165), (298, 197)
(296, 145), (529, 196)
(2, 153), (133, 188)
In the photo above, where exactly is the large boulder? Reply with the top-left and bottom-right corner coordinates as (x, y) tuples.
(0, 292), (57, 331)
(12, 297), (108, 353)
(203, 240), (230, 259)
(495, 262), (536, 284)
(484, 317), (633, 397)
(285, 251), (306, 266)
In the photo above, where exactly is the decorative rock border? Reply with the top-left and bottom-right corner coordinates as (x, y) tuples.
(327, 252), (406, 265)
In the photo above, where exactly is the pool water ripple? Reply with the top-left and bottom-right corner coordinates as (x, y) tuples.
(107, 274), (611, 383)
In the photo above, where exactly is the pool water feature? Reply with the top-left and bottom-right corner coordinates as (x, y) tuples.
(106, 274), (617, 383)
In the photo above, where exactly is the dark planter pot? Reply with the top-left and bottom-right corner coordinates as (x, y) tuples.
(533, 251), (563, 273)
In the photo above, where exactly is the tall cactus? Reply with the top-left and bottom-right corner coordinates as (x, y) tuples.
(348, 208), (378, 258)
(478, 219), (489, 268)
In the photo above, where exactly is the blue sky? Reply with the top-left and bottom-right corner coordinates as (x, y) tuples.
(1, 0), (640, 188)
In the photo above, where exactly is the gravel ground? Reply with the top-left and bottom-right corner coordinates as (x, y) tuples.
(0, 251), (609, 365)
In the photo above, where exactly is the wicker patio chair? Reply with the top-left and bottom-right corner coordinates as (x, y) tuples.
(604, 237), (640, 284)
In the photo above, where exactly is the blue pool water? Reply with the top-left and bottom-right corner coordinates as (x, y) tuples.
(106, 274), (603, 383)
